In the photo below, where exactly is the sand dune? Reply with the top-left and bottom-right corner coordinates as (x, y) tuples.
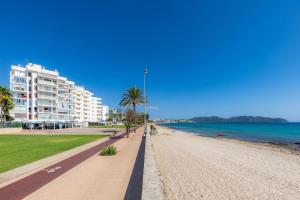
(151, 126), (300, 200)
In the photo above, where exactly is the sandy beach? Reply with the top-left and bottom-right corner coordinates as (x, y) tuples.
(151, 126), (300, 200)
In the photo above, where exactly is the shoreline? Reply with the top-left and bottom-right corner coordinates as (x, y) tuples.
(159, 125), (300, 153)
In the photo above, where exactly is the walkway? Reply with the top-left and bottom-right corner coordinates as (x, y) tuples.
(0, 128), (144, 200)
(25, 128), (144, 200)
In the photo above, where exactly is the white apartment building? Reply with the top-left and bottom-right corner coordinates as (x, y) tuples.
(100, 105), (109, 121)
(91, 97), (102, 122)
(10, 63), (107, 122)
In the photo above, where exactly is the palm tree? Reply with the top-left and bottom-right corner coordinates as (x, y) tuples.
(0, 86), (14, 128)
(119, 87), (144, 132)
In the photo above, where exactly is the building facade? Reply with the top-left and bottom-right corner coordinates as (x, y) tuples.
(10, 63), (107, 122)
(109, 108), (123, 123)
(100, 105), (109, 122)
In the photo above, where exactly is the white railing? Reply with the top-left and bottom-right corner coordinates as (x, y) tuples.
(38, 95), (57, 100)
(12, 87), (26, 92)
(37, 80), (57, 86)
(38, 87), (57, 93)
(37, 104), (57, 107)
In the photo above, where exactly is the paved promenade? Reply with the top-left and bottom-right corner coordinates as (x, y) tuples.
(0, 128), (144, 200)
(25, 128), (144, 200)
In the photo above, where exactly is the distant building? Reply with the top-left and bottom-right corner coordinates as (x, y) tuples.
(10, 63), (107, 122)
(100, 105), (109, 121)
(109, 108), (123, 123)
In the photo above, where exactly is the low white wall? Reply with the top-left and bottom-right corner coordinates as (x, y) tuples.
(142, 133), (163, 200)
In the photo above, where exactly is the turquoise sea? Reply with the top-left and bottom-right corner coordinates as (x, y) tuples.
(161, 123), (300, 146)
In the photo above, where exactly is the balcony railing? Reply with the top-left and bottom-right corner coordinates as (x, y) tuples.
(13, 95), (28, 99)
(11, 80), (27, 86)
(37, 103), (57, 107)
(37, 80), (57, 86)
(38, 95), (57, 100)
(38, 87), (57, 93)
(11, 87), (26, 92)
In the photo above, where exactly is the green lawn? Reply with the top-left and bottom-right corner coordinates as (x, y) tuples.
(0, 135), (107, 173)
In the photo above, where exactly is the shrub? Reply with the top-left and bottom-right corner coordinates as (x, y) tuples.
(150, 124), (157, 135)
(109, 130), (117, 139)
(100, 145), (117, 156)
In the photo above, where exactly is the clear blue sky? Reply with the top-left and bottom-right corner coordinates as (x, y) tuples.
(0, 0), (300, 121)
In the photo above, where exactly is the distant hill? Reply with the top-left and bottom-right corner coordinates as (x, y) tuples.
(190, 116), (288, 123)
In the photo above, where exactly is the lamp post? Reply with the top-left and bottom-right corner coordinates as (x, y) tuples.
(144, 68), (148, 134)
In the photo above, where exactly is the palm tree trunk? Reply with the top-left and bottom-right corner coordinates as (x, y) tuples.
(133, 105), (136, 133)
(0, 106), (4, 128)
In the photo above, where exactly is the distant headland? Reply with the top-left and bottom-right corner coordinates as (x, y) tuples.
(190, 116), (288, 123)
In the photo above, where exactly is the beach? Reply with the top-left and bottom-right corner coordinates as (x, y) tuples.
(151, 126), (300, 200)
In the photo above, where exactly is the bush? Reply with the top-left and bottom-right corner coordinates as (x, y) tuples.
(100, 145), (117, 156)
(109, 130), (117, 139)
(150, 124), (157, 135)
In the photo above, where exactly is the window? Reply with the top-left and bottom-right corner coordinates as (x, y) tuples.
(13, 76), (26, 84)
(13, 99), (27, 106)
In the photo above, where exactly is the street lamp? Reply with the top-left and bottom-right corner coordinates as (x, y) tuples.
(144, 68), (148, 134)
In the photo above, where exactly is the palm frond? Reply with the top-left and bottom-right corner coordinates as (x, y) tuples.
(119, 87), (144, 108)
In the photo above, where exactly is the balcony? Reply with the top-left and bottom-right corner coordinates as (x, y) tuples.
(13, 94), (28, 99)
(38, 87), (57, 93)
(37, 103), (57, 107)
(37, 111), (57, 115)
(38, 106), (57, 113)
(12, 106), (27, 113)
(38, 95), (57, 100)
(11, 81), (27, 86)
(37, 114), (58, 120)
(58, 87), (69, 92)
(13, 99), (27, 106)
(11, 76), (27, 85)
(37, 80), (57, 86)
(11, 86), (26, 92)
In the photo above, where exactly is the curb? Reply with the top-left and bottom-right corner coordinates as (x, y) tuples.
(142, 134), (163, 200)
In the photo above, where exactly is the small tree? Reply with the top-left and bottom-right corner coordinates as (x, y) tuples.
(123, 109), (136, 138)
(136, 113), (145, 125)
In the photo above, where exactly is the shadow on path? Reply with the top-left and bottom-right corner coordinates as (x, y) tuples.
(124, 135), (146, 200)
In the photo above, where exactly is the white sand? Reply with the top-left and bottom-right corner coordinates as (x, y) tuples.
(151, 126), (300, 200)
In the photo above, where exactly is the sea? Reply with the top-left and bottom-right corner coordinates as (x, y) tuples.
(161, 122), (300, 147)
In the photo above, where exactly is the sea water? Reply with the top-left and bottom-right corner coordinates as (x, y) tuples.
(162, 123), (300, 145)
